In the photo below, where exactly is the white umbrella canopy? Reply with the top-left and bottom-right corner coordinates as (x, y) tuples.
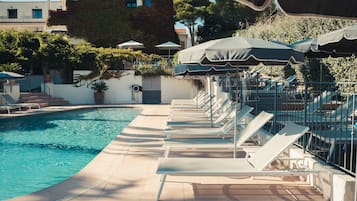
(178, 36), (304, 66)
(0, 71), (25, 80)
(117, 40), (144, 49)
(155, 41), (181, 50)
(155, 41), (181, 66)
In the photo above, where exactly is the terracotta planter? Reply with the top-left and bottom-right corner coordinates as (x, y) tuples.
(94, 92), (105, 105)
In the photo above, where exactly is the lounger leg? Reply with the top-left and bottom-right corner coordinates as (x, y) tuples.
(157, 174), (167, 201)
(164, 147), (170, 158)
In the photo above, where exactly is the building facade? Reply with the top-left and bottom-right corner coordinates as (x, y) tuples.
(0, 0), (66, 31)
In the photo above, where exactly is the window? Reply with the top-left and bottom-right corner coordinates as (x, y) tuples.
(32, 9), (42, 19)
(126, 0), (137, 8)
(8, 9), (17, 19)
(145, 0), (151, 7)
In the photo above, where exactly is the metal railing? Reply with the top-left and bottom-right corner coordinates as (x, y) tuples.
(221, 77), (357, 175)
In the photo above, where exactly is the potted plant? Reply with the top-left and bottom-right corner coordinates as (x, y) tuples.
(90, 80), (109, 104)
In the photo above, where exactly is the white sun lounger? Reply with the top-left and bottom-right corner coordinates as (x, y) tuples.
(168, 98), (232, 123)
(1, 94), (40, 110)
(171, 91), (206, 106)
(0, 104), (21, 114)
(167, 101), (235, 128)
(165, 105), (254, 139)
(171, 93), (212, 109)
(163, 111), (274, 157)
(169, 97), (224, 117)
(156, 122), (312, 200)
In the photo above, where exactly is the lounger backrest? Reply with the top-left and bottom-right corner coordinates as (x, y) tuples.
(304, 90), (332, 114)
(204, 98), (223, 114)
(213, 101), (235, 124)
(235, 111), (273, 147)
(2, 94), (17, 104)
(331, 95), (357, 121)
(221, 105), (253, 134)
(248, 122), (309, 171)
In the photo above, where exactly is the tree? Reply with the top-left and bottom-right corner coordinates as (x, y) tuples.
(174, 0), (210, 45)
(197, 0), (260, 42)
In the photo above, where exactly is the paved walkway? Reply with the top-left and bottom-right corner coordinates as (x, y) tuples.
(7, 105), (326, 201)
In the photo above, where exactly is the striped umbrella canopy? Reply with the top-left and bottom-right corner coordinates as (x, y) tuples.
(289, 38), (354, 58)
(316, 24), (357, 54)
(235, 0), (357, 19)
(178, 36), (304, 66)
(173, 63), (248, 76)
(290, 25), (357, 58)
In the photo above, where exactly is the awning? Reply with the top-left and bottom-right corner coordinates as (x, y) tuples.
(173, 64), (248, 76)
(235, 0), (357, 19)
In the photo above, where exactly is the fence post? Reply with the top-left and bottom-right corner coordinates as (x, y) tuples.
(304, 82), (308, 126)
(273, 81), (278, 132)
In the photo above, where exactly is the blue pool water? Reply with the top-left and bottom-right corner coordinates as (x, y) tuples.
(0, 108), (140, 200)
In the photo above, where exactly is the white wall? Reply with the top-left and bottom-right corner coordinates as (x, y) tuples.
(43, 70), (142, 104)
(0, 0), (65, 22)
(41, 71), (203, 105)
(160, 76), (197, 104)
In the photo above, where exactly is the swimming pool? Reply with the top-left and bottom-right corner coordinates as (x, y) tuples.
(0, 107), (140, 200)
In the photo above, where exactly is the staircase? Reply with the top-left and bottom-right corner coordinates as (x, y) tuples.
(19, 93), (69, 107)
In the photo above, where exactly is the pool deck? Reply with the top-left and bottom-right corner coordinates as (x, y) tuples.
(5, 105), (326, 201)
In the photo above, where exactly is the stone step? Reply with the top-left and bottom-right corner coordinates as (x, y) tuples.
(19, 93), (69, 107)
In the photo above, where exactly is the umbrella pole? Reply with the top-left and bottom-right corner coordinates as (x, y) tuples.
(233, 72), (240, 158)
(209, 75), (213, 127)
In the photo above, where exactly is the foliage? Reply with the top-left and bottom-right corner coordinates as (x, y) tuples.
(90, 80), (109, 93)
(137, 65), (171, 76)
(0, 30), (168, 86)
(0, 63), (21, 72)
(325, 55), (357, 93)
(237, 14), (356, 86)
(48, 0), (178, 52)
(197, 0), (260, 42)
(174, 0), (210, 45)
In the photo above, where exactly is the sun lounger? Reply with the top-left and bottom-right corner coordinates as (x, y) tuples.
(167, 101), (235, 128)
(1, 94), (40, 110)
(165, 105), (254, 139)
(0, 104), (21, 114)
(163, 111), (273, 157)
(171, 91), (206, 106)
(304, 90), (333, 114)
(156, 122), (312, 200)
(170, 92), (209, 108)
(169, 97), (224, 116)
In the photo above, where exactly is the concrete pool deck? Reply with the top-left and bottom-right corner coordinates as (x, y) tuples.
(4, 105), (326, 201)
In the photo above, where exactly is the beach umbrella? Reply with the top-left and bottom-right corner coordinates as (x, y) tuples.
(177, 37), (303, 158)
(235, 0), (357, 19)
(316, 24), (357, 54)
(289, 38), (354, 58)
(117, 40), (144, 49)
(178, 36), (304, 66)
(155, 41), (181, 58)
(0, 71), (25, 80)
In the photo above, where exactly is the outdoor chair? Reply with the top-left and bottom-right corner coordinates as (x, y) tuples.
(163, 110), (273, 157)
(156, 122), (315, 201)
(167, 101), (235, 128)
(171, 91), (206, 106)
(165, 105), (253, 139)
(0, 104), (22, 114)
(1, 94), (40, 110)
